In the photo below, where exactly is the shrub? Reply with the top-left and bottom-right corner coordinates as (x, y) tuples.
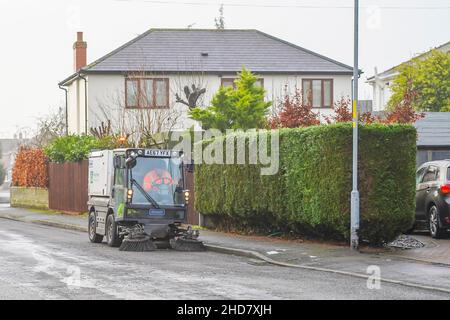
(195, 124), (417, 244)
(268, 87), (320, 129)
(12, 147), (49, 188)
(383, 84), (425, 124)
(324, 97), (353, 123)
(44, 135), (121, 163)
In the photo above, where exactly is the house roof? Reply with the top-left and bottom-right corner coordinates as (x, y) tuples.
(367, 40), (450, 83)
(414, 112), (450, 148)
(0, 139), (21, 154)
(60, 29), (353, 85)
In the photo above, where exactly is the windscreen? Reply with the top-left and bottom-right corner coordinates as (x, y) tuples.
(130, 156), (184, 206)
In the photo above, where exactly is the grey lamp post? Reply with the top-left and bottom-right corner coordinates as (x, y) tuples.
(351, 0), (360, 251)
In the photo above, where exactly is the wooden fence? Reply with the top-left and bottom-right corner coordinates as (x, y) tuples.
(48, 160), (89, 213)
(184, 168), (198, 226)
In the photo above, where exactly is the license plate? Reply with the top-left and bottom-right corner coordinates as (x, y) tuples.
(149, 209), (166, 216)
(144, 149), (172, 157)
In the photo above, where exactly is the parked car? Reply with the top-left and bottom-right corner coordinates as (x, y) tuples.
(415, 160), (450, 238)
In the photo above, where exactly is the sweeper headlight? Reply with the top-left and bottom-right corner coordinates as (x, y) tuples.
(127, 189), (133, 201)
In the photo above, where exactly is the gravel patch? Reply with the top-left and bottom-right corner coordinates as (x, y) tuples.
(387, 235), (425, 250)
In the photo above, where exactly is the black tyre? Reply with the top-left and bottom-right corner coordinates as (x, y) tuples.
(88, 211), (103, 243)
(429, 205), (446, 239)
(106, 214), (121, 247)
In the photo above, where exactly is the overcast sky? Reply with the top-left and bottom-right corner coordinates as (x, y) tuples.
(0, 0), (448, 138)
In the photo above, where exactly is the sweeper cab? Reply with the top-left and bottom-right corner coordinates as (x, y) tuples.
(87, 148), (204, 251)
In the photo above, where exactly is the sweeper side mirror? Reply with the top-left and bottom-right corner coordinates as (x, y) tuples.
(125, 152), (138, 169)
(125, 153), (138, 169)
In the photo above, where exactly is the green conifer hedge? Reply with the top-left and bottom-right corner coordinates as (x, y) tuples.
(195, 124), (417, 244)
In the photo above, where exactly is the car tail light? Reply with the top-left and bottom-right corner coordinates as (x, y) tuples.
(441, 184), (450, 194)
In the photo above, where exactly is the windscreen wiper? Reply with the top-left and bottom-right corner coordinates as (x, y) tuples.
(130, 178), (161, 209)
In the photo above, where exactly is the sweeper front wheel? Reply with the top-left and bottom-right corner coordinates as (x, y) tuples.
(88, 211), (103, 244)
(105, 214), (122, 247)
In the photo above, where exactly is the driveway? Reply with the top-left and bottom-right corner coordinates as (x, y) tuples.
(387, 232), (450, 265)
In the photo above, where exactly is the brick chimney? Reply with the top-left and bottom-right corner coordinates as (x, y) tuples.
(73, 32), (87, 72)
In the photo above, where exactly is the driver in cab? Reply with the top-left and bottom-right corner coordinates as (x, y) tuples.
(142, 159), (174, 194)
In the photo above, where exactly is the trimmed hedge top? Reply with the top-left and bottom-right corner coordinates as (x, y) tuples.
(195, 123), (417, 244)
(44, 135), (119, 163)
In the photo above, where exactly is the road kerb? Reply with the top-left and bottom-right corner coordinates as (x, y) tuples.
(0, 215), (88, 233)
(33, 220), (88, 233)
(381, 253), (450, 267)
(205, 244), (450, 295)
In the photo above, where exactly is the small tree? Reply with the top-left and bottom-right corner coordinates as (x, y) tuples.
(189, 68), (271, 131)
(388, 50), (450, 112)
(324, 98), (386, 125)
(359, 112), (378, 125)
(384, 81), (424, 124)
(324, 97), (353, 123)
(31, 108), (66, 148)
(268, 87), (320, 128)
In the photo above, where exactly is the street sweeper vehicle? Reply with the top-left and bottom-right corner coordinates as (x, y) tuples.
(87, 148), (204, 252)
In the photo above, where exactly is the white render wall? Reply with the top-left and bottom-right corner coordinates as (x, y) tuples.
(66, 73), (352, 135)
(370, 78), (394, 112)
(263, 74), (352, 120)
(67, 78), (87, 134)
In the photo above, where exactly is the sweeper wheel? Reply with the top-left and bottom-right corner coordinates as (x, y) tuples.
(119, 235), (157, 252)
(170, 238), (206, 252)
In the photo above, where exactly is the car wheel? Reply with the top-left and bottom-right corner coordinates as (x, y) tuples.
(106, 214), (121, 247)
(429, 205), (445, 239)
(88, 211), (103, 243)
